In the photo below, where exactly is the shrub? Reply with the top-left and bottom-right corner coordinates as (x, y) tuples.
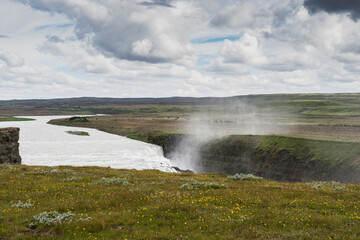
(24, 167), (61, 175)
(68, 117), (89, 122)
(227, 173), (263, 180)
(332, 185), (347, 191)
(177, 178), (196, 182)
(69, 117), (89, 122)
(331, 181), (347, 191)
(11, 200), (34, 208)
(180, 182), (228, 190)
(30, 211), (75, 226)
(311, 181), (347, 191)
(78, 216), (93, 222)
(94, 177), (130, 186)
(62, 176), (83, 182)
(61, 170), (79, 176)
(312, 182), (325, 190)
(49, 169), (61, 174)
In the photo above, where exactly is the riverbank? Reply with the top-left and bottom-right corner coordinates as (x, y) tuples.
(0, 116), (34, 122)
(1, 164), (359, 239)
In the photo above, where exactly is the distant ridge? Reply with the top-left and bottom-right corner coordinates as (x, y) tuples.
(0, 93), (359, 108)
(0, 96), (230, 107)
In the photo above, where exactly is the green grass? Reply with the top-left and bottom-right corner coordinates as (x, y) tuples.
(258, 135), (360, 167)
(1, 165), (360, 239)
(127, 134), (143, 141)
(0, 116), (35, 122)
(65, 131), (90, 136)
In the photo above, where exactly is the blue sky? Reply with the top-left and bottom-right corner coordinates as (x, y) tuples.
(34, 23), (73, 31)
(0, 0), (360, 99)
(191, 35), (241, 44)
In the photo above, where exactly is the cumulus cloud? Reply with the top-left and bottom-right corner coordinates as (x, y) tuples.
(0, 49), (25, 67)
(304, 0), (360, 21)
(210, 0), (303, 30)
(2, 0), (360, 99)
(217, 32), (317, 72)
(0, 59), (93, 99)
(211, 1), (260, 28)
(37, 32), (191, 80)
(46, 35), (64, 43)
(187, 70), (220, 86)
(207, 58), (249, 74)
(205, 0), (360, 80)
(19, 0), (199, 65)
(220, 33), (267, 65)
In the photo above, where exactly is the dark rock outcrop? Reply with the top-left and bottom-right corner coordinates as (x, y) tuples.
(147, 133), (360, 184)
(0, 127), (21, 164)
(147, 133), (187, 159)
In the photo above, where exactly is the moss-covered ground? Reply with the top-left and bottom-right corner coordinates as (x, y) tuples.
(1, 165), (360, 239)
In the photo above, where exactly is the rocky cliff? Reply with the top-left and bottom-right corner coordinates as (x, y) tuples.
(147, 133), (360, 184)
(0, 128), (21, 164)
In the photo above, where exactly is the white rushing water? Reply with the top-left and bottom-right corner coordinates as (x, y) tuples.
(0, 116), (175, 172)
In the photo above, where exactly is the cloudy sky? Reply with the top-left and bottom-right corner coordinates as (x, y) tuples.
(1, 0), (360, 99)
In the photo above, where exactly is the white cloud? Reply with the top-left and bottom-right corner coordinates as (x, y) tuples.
(0, 49), (25, 67)
(0, 0), (360, 99)
(221, 33), (268, 66)
(187, 70), (220, 86)
(18, 0), (199, 66)
(0, 61), (91, 99)
(132, 39), (154, 57)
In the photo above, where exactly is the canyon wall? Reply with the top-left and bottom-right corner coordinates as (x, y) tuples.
(147, 133), (360, 184)
(0, 128), (21, 164)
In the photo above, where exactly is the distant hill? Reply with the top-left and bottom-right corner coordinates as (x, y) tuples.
(1, 93), (359, 116)
(0, 96), (228, 107)
(1, 93), (359, 107)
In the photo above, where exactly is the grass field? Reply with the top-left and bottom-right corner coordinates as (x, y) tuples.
(0, 116), (34, 122)
(48, 112), (360, 143)
(1, 165), (360, 239)
(34, 93), (359, 143)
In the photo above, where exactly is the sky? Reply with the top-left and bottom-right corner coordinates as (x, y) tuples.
(1, 0), (360, 100)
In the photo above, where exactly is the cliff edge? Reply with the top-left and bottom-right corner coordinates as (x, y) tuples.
(0, 127), (21, 164)
(147, 133), (360, 184)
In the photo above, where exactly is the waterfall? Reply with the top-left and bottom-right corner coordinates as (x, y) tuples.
(0, 116), (176, 172)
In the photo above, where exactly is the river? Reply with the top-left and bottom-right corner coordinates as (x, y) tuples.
(0, 116), (175, 172)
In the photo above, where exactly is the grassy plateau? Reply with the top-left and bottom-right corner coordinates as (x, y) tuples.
(40, 93), (360, 143)
(1, 165), (360, 239)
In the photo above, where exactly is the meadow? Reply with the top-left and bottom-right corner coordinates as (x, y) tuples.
(42, 93), (360, 143)
(1, 165), (359, 239)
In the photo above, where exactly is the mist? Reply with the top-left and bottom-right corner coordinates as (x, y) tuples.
(169, 100), (295, 172)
